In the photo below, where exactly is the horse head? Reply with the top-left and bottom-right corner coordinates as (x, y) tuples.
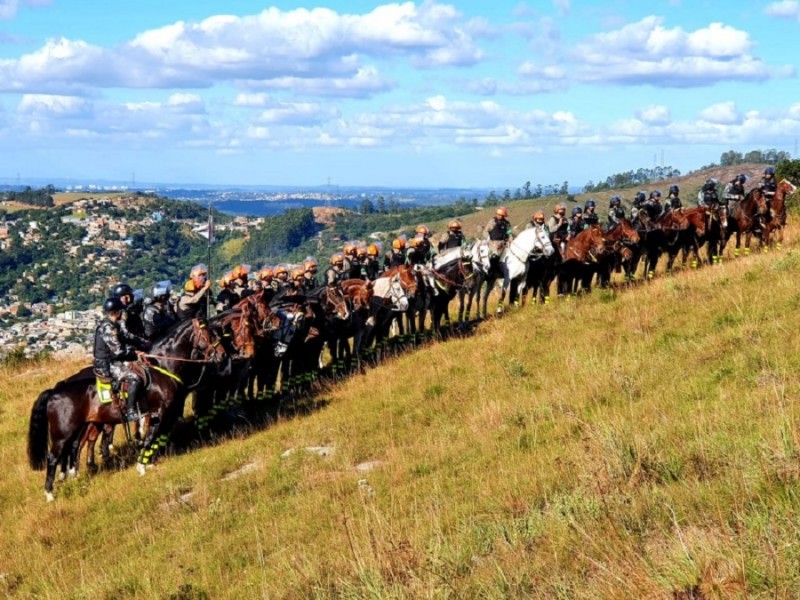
(617, 218), (640, 245)
(190, 318), (227, 364)
(323, 286), (350, 321)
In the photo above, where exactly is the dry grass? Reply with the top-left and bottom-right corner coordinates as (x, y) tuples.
(3, 223), (800, 598)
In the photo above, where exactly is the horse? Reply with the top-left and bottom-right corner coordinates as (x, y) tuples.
(556, 226), (607, 295)
(458, 239), (496, 321)
(764, 179), (797, 248)
(363, 266), (419, 356)
(591, 219), (640, 288)
(426, 247), (473, 333)
(666, 207), (709, 269)
(632, 210), (688, 280)
(28, 318), (227, 501)
(721, 187), (769, 258)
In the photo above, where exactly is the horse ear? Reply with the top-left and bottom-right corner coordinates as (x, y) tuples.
(366, 281), (375, 290)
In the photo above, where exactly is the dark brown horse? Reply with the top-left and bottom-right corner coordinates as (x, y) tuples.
(764, 179), (797, 247)
(593, 219), (640, 288)
(557, 225), (607, 295)
(28, 318), (227, 501)
(722, 187), (769, 257)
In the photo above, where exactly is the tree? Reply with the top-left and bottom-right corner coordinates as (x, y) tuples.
(560, 181), (569, 195)
(376, 196), (386, 213)
(777, 159), (800, 183)
(523, 181), (532, 199)
(360, 199), (375, 215)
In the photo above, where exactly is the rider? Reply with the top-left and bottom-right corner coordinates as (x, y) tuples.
(583, 199), (599, 226)
(631, 190), (647, 220)
(568, 206), (585, 238)
(302, 258), (319, 289)
(608, 196), (626, 226)
(761, 166), (777, 212)
(287, 267), (307, 296)
(176, 264), (212, 322)
(644, 190), (664, 221)
(112, 283), (146, 339)
(414, 224), (435, 264)
(273, 264), (290, 290)
(384, 237), (406, 270)
(548, 204), (569, 235)
(483, 207), (513, 260)
(699, 179), (719, 208)
(93, 297), (150, 422)
(666, 184), (682, 212)
(364, 244), (382, 281)
(724, 174), (747, 204)
(526, 211), (549, 234)
(215, 272), (238, 314)
(438, 220), (465, 251)
(142, 283), (175, 340)
(230, 264), (254, 300)
(325, 253), (348, 287)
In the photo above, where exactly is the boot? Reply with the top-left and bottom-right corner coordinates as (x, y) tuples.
(124, 379), (141, 422)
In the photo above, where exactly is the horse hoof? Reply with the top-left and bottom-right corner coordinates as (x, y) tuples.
(136, 463), (146, 476)
(67, 467), (77, 479)
(45, 492), (55, 502)
(57, 472), (66, 482)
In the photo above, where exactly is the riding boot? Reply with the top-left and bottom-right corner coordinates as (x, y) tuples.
(124, 379), (142, 422)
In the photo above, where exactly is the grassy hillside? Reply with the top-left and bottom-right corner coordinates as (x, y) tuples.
(3, 226), (800, 598)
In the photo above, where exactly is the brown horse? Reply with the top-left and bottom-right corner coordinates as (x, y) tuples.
(557, 225), (607, 295)
(28, 318), (226, 501)
(594, 219), (640, 288)
(669, 206), (710, 269)
(764, 179), (797, 247)
(722, 187), (769, 257)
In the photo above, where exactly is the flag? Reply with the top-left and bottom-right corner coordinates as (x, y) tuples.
(192, 212), (215, 243)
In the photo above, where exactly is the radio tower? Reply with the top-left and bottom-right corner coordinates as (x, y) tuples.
(131, 171), (136, 191)
(326, 176), (332, 208)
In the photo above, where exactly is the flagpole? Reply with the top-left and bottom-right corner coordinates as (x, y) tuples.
(207, 200), (212, 321)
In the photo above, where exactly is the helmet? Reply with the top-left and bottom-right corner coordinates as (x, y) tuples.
(610, 195), (621, 206)
(636, 190), (647, 201)
(703, 179), (717, 190)
(190, 264), (208, 280)
(415, 224), (430, 236)
(231, 264), (250, 280)
(765, 166), (775, 175)
(585, 199), (596, 209)
(650, 190), (662, 200)
(258, 266), (274, 281)
(331, 253), (344, 266)
(533, 211), (545, 223)
(392, 238), (406, 250)
(495, 207), (508, 219)
(102, 297), (124, 313)
(112, 283), (133, 299)
(184, 280), (197, 293)
(343, 242), (357, 256)
(571, 206), (582, 216)
(555, 203), (566, 214)
(274, 264), (289, 278)
(448, 220), (461, 231)
(367, 243), (379, 256)
(737, 174), (747, 184)
(290, 267), (304, 281)
(408, 236), (421, 248)
(356, 246), (368, 259)
(669, 184), (679, 195)
(219, 273), (232, 287)
(303, 258), (318, 272)
(151, 284), (170, 299)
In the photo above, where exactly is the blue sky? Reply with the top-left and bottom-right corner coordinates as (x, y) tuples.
(1, 0), (799, 188)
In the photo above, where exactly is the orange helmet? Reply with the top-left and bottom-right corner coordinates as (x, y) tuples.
(367, 243), (380, 256)
(533, 211), (545, 223)
(343, 242), (357, 257)
(190, 264), (208, 280)
(258, 266), (274, 281)
(290, 267), (304, 281)
(303, 258), (318, 272)
(392, 238), (406, 250)
(218, 273), (232, 287)
(448, 220), (462, 231)
(184, 279), (197, 293)
(231, 264), (250, 280)
(274, 264), (289, 279)
(415, 224), (430, 236)
(554, 203), (566, 214)
(408, 237), (421, 248)
(356, 246), (368, 259)
(495, 207), (508, 218)
(331, 253), (345, 266)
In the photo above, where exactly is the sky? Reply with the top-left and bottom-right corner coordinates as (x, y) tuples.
(1, 0), (799, 188)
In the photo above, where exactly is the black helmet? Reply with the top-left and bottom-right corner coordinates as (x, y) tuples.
(764, 166), (775, 175)
(584, 199), (596, 209)
(636, 191), (647, 202)
(669, 184), (679, 195)
(650, 190), (662, 200)
(737, 174), (747, 184)
(112, 283), (134, 299)
(103, 297), (124, 313)
(610, 195), (621, 206)
(702, 178), (717, 191)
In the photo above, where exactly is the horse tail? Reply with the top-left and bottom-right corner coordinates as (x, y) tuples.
(28, 389), (51, 470)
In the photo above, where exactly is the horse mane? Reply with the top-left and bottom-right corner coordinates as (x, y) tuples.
(433, 247), (463, 270)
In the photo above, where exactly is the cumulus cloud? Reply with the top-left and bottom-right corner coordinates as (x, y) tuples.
(765, 1), (800, 19)
(697, 101), (741, 125)
(636, 105), (671, 125)
(572, 16), (794, 86)
(0, 3), (482, 95)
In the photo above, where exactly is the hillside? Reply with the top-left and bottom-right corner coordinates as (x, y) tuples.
(2, 217), (800, 597)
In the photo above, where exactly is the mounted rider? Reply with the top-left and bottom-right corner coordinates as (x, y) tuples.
(287, 267), (308, 297)
(483, 207), (513, 260)
(230, 264), (254, 300)
(413, 224), (436, 263)
(761, 166), (777, 213)
(324, 253), (348, 288)
(608, 196), (626, 226)
(93, 297), (151, 422)
(548, 204), (568, 233)
(143, 283), (175, 340)
(583, 199), (599, 226)
(364, 244), (382, 281)
(438, 220), (465, 251)
(112, 283), (145, 339)
(698, 179), (719, 208)
(568, 206), (585, 239)
(723, 174), (747, 205)
(631, 190), (647, 220)
(526, 211), (549, 234)
(302, 258), (319, 289)
(666, 184), (682, 212)
(643, 190), (664, 222)
(384, 237), (406, 270)
(176, 264), (212, 322)
(215, 272), (238, 314)
(273, 264), (290, 290)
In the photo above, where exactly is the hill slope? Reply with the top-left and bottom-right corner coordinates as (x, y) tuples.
(3, 228), (800, 598)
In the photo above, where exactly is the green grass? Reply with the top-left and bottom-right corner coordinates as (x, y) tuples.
(3, 226), (800, 598)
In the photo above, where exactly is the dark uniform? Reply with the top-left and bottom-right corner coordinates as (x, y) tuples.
(142, 299), (175, 340)
(437, 229), (464, 251)
(216, 287), (239, 314)
(364, 258), (381, 281)
(177, 282), (211, 322)
(384, 249), (405, 270)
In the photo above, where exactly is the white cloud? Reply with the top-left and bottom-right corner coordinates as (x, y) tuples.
(256, 101), (339, 126)
(636, 105), (671, 125)
(765, 1), (800, 19)
(697, 101), (741, 125)
(17, 94), (91, 118)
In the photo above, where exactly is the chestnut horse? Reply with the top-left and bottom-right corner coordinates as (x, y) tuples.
(764, 179), (797, 247)
(721, 187), (769, 257)
(557, 225), (607, 295)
